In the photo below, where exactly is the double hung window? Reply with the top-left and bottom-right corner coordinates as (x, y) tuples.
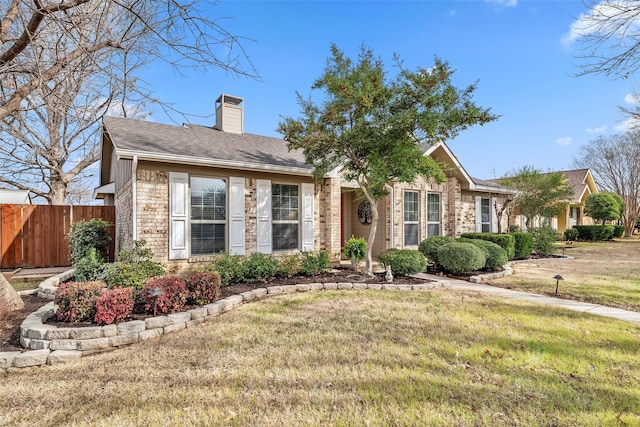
(404, 191), (419, 246)
(272, 184), (299, 250)
(190, 177), (226, 255)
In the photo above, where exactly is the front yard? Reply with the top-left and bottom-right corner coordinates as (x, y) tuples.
(1, 288), (639, 426)
(488, 238), (640, 312)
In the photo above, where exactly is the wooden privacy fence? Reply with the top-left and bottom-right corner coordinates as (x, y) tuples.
(0, 204), (115, 269)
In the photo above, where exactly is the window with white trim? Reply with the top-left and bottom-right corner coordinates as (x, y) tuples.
(190, 177), (226, 255)
(427, 193), (441, 236)
(272, 183), (299, 250)
(404, 190), (419, 246)
(481, 197), (491, 233)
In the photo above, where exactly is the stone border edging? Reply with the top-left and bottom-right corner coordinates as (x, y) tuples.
(1, 280), (448, 370)
(37, 268), (75, 300)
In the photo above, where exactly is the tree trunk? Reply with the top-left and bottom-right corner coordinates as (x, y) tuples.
(364, 198), (378, 276)
(0, 273), (24, 312)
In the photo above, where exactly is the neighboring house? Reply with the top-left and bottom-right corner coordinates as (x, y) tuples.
(553, 168), (598, 232)
(96, 94), (514, 270)
(513, 169), (597, 232)
(0, 189), (31, 205)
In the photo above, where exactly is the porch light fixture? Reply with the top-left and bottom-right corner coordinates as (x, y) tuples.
(553, 274), (564, 297)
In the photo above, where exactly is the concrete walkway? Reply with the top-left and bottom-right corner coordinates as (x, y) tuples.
(414, 273), (640, 324)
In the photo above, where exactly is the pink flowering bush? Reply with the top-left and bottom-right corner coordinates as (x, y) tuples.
(94, 287), (134, 325)
(54, 281), (106, 322)
(142, 276), (188, 314)
(185, 271), (221, 305)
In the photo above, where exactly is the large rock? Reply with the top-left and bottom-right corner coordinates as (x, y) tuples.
(0, 272), (23, 311)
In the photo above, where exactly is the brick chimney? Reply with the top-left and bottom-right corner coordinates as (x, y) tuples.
(215, 94), (244, 134)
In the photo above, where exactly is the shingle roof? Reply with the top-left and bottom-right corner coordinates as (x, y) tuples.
(103, 116), (312, 173)
(553, 169), (590, 202)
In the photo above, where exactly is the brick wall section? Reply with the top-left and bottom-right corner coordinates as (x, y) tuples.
(136, 169), (170, 264)
(323, 178), (342, 261)
(115, 179), (133, 255)
(448, 177), (462, 236)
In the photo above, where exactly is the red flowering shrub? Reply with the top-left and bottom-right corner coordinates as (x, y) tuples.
(142, 276), (188, 314)
(94, 287), (134, 325)
(185, 271), (221, 305)
(54, 281), (106, 322)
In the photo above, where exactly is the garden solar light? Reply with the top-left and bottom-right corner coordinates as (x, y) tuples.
(148, 286), (164, 316)
(553, 274), (564, 296)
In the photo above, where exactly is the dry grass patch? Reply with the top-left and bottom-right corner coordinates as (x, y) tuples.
(489, 239), (640, 311)
(1, 290), (639, 426)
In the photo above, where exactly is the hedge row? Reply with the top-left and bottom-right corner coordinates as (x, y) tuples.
(460, 233), (516, 259)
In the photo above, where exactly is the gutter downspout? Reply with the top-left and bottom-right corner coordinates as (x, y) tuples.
(389, 186), (394, 250)
(132, 155), (138, 242)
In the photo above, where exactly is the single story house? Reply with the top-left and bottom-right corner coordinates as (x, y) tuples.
(97, 94), (514, 271)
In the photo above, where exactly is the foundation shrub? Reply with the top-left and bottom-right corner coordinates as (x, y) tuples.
(530, 226), (558, 257)
(437, 242), (486, 275)
(613, 225), (625, 238)
(94, 287), (134, 325)
(575, 225), (615, 241)
(377, 249), (427, 276)
(418, 236), (454, 264)
(74, 247), (105, 282)
(458, 238), (507, 271)
(563, 227), (579, 242)
(203, 253), (245, 285)
(276, 254), (301, 278)
(143, 276), (188, 314)
(54, 281), (106, 323)
(102, 240), (164, 295)
(460, 232), (515, 259)
(242, 252), (279, 283)
(67, 218), (112, 265)
(511, 232), (534, 259)
(185, 271), (221, 305)
(300, 251), (329, 276)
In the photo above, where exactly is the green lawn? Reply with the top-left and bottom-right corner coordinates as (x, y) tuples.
(2, 290), (639, 426)
(489, 239), (640, 312)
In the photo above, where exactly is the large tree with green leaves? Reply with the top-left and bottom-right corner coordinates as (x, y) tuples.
(500, 166), (574, 229)
(278, 44), (498, 273)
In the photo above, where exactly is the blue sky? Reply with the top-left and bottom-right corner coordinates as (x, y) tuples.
(139, 0), (638, 180)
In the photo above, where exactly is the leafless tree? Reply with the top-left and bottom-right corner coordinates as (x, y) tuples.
(0, 0), (256, 204)
(573, 132), (640, 237)
(571, 1), (640, 79)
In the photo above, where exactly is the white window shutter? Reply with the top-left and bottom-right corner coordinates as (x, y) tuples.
(228, 177), (245, 255)
(491, 197), (498, 233)
(256, 179), (272, 253)
(475, 196), (482, 232)
(169, 172), (189, 260)
(301, 183), (315, 252)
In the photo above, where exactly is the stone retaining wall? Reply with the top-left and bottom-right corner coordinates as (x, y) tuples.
(1, 281), (448, 370)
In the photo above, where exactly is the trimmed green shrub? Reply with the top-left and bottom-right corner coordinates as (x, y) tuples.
(276, 254), (301, 278)
(564, 227), (579, 242)
(437, 242), (486, 275)
(460, 232), (515, 260)
(377, 249), (427, 276)
(613, 225), (625, 238)
(143, 276), (188, 314)
(67, 218), (112, 265)
(575, 225), (615, 241)
(511, 232), (534, 259)
(102, 240), (164, 295)
(530, 226), (558, 257)
(185, 271), (221, 305)
(94, 287), (134, 325)
(242, 252), (279, 283)
(54, 281), (106, 323)
(300, 251), (329, 276)
(203, 253), (245, 285)
(418, 236), (454, 264)
(74, 247), (105, 282)
(459, 238), (507, 271)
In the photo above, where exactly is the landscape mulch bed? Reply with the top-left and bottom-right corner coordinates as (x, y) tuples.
(0, 269), (432, 353)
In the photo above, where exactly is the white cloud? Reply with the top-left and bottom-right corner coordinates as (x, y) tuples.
(556, 137), (573, 146)
(563, 1), (640, 46)
(624, 93), (640, 104)
(615, 116), (640, 132)
(586, 125), (607, 134)
(486, 0), (518, 7)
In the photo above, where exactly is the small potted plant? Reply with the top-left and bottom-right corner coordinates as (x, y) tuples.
(343, 235), (367, 272)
